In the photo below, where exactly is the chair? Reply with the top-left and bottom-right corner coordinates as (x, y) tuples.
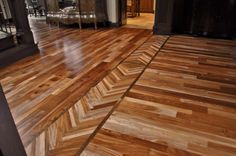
(59, 4), (81, 29)
(37, 0), (46, 16)
(79, 0), (97, 29)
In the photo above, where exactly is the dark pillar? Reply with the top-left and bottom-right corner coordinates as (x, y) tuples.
(0, 84), (27, 156)
(0, 0), (39, 67)
(118, 0), (127, 26)
(7, 0), (36, 44)
(153, 0), (175, 35)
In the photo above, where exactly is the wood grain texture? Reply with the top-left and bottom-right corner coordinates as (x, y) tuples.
(24, 35), (168, 156)
(0, 20), (152, 151)
(82, 36), (236, 156)
(140, 0), (154, 13)
(125, 13), (154, 30)
(0, 19), (169, 156)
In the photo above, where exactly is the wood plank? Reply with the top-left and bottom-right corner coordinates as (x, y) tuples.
(82, 36), (236, 156)
(23, 35), (168, 156)
(0, 19), (168, 156)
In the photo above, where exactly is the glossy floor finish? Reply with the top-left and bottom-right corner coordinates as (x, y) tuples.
(124, 13), (154, 30)
(82, 36), (236, 156)
(1, 19), (236, 156)
(0, 20), (152, 153)
(25, 35), (168, 156)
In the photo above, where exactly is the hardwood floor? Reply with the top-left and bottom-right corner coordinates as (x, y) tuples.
(1, 19), (236, 156)
(25, 35), (168, 156)
(124, 13), (154, 30)
(0, 20), (152, 153)
(82, 36), (236, 156)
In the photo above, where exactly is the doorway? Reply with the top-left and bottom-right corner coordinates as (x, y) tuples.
(121, 0), (156, 30)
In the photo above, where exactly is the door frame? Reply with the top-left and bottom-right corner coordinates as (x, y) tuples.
(118, 0), (127, 26)
(118, 0), (157, 29)
(118, 0), (175, 35)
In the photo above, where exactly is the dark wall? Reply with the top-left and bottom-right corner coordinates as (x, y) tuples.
(0, 149), (3, 156)
(172, 0), (236, 39)
(154, 0), (174, 34)
(58, 0), (74, 9)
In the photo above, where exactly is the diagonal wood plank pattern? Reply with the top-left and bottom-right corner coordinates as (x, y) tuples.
(82, 36), (236, 156)
(2, 19), (236, 156)
(24, 35), (168, 156)
(0, 20), (153, 149)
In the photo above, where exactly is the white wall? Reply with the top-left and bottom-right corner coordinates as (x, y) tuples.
(154, 0), (156, 10)
(106, 0), (118, 23)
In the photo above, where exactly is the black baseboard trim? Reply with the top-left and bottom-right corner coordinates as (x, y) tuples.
(48, 21), (118, 28)
(0, 44), (39, 68)
(153, 24), (173, 35)
(153, 26), (158, 35)
(108, 22), (121, 27)
(0, 35), (15, 51)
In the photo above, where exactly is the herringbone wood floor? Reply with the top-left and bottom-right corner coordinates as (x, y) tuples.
(0, 20), (152, 155)
(0, 20), (152, 147)
(25, 35), (168, 156)
(82, 36), (236, 156)
(1, 19), (236, 156)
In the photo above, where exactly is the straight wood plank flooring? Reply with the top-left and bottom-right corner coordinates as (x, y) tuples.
(82, 36), (236, 156)
(0, 20), (153, 151)
(25, 35), (168, 156)
(1, 19), (236, 156)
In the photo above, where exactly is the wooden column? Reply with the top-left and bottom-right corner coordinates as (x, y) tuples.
(0, 85), (27, 156)
(153, 0), (175, 34)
